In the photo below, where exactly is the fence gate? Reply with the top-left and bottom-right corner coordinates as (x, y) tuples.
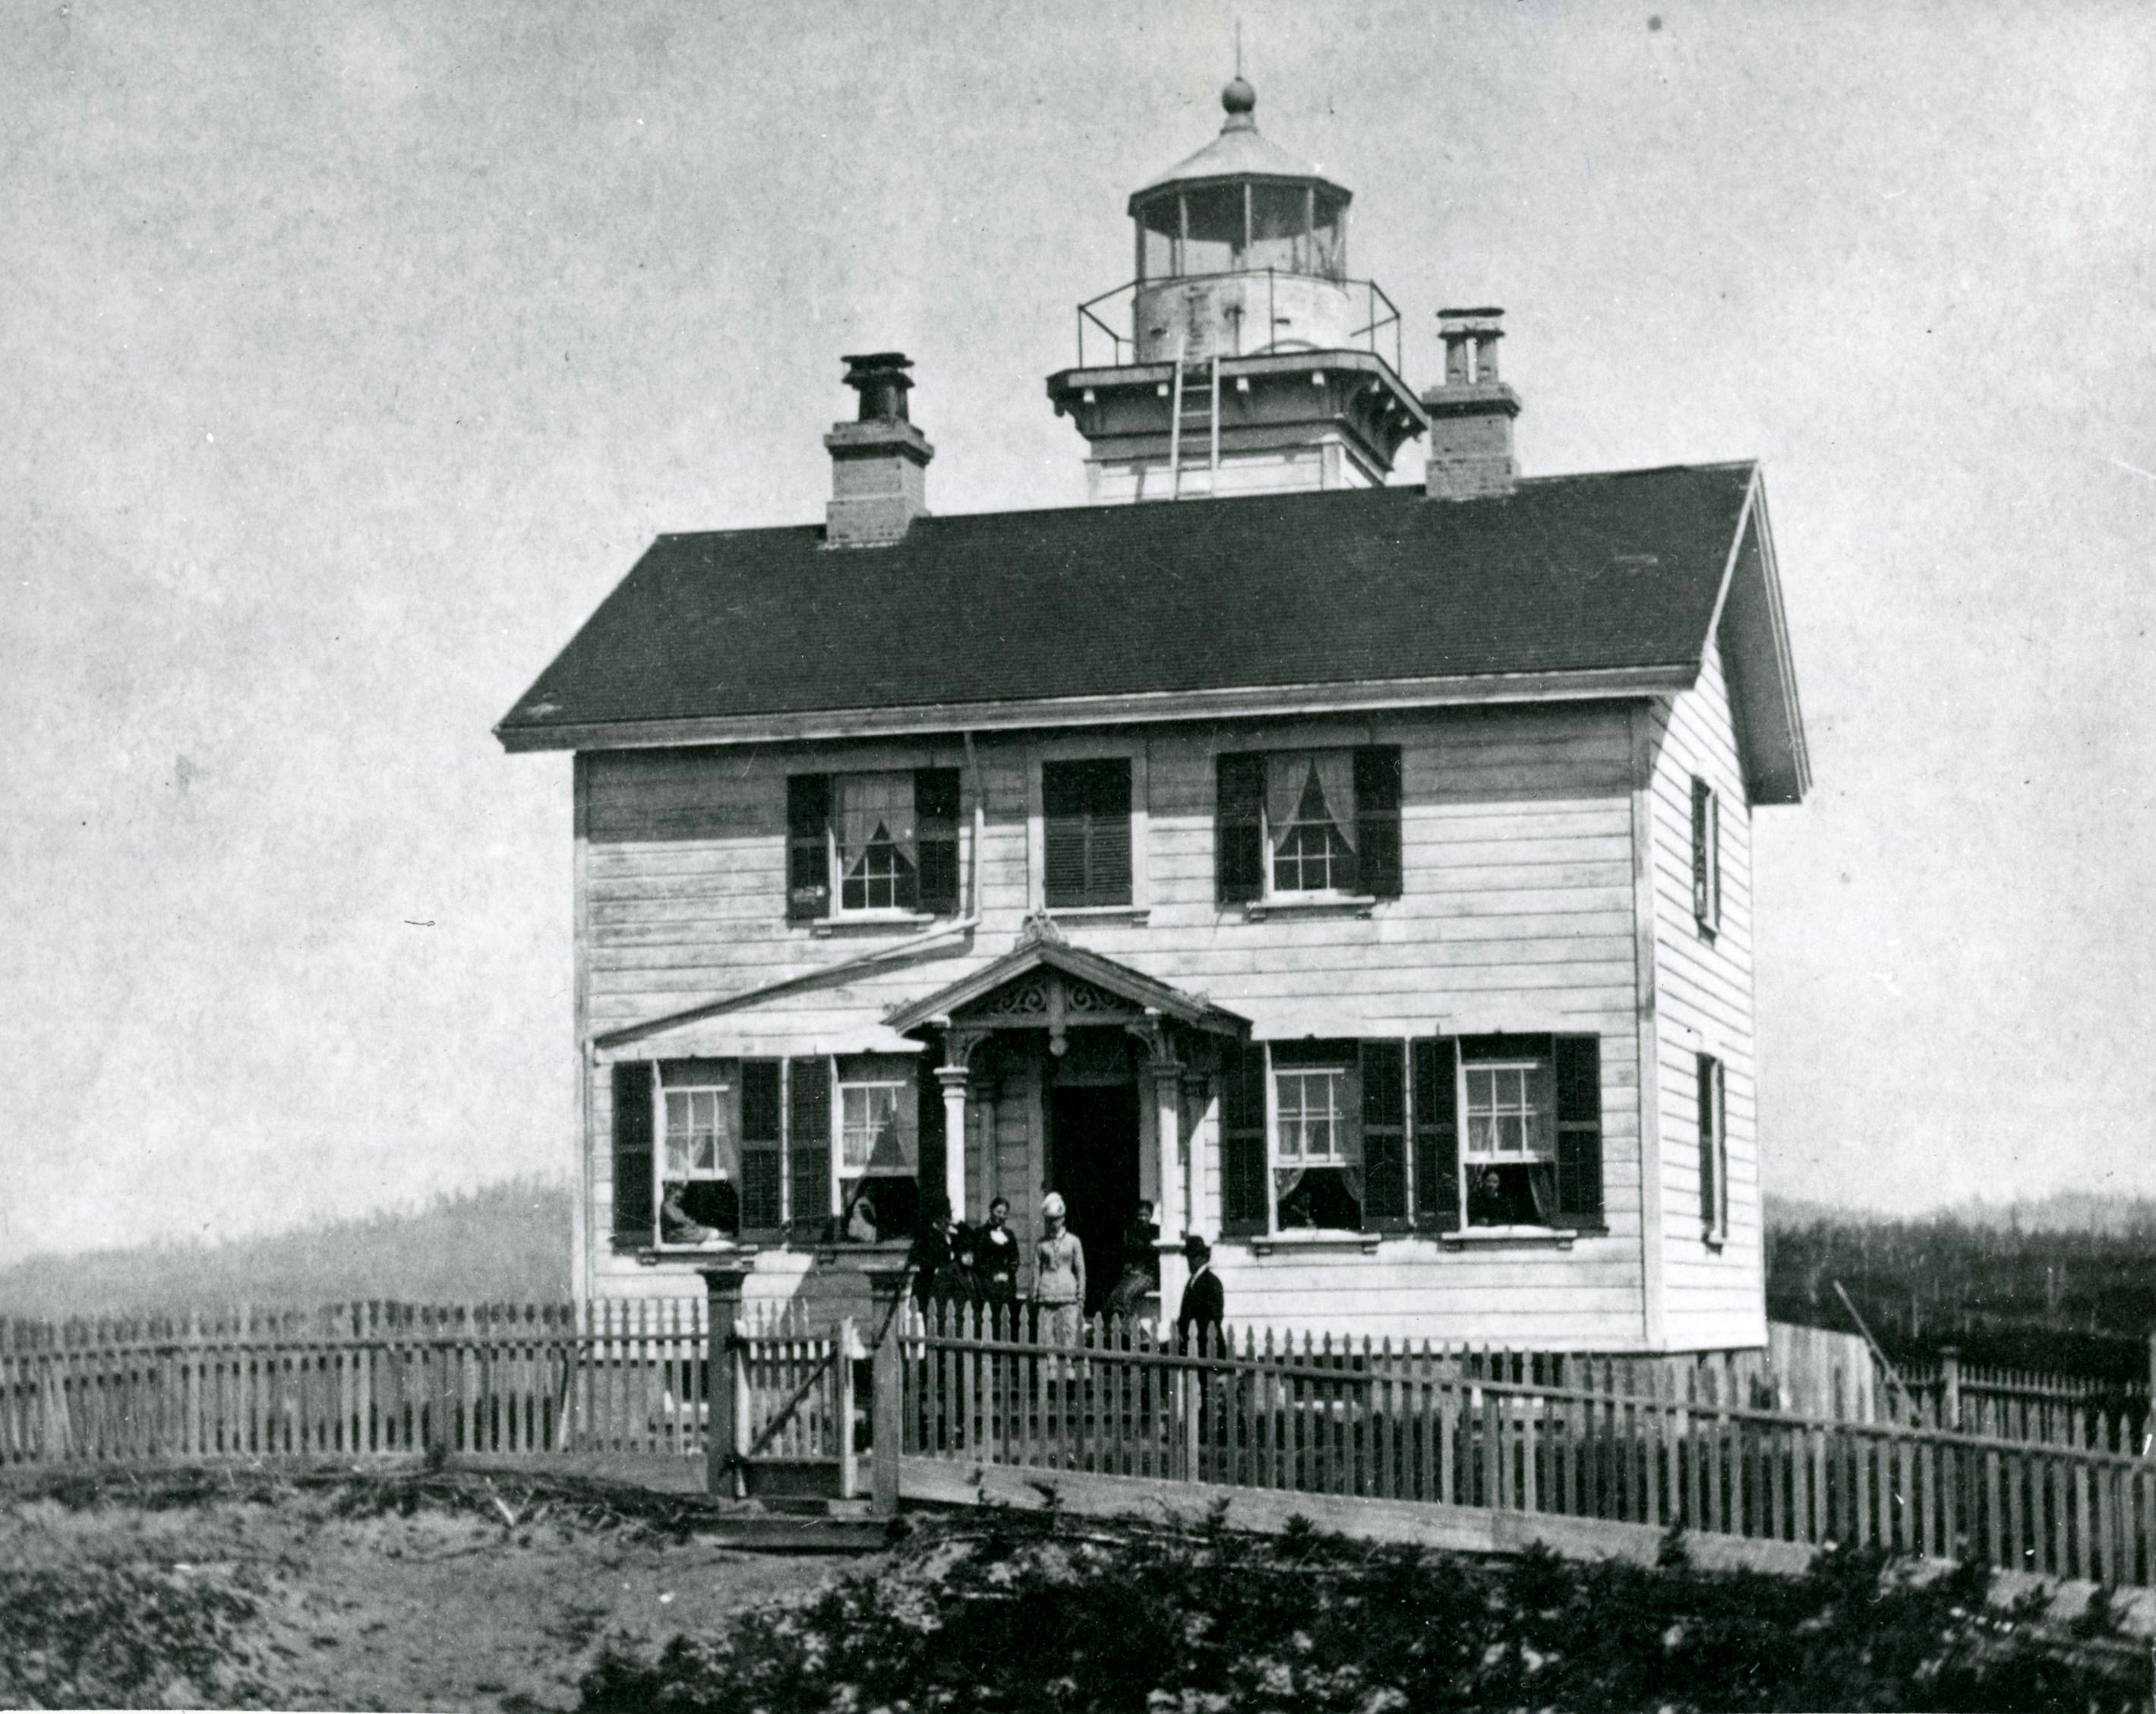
(728, 1306), (861, 1502)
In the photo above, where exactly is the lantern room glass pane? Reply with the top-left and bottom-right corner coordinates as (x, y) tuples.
(1248, 182), (1309, 273)
(1312, 188), (1346, 279)
(1182, 184), (1243, 275)
(1138, 196), (1178, 280)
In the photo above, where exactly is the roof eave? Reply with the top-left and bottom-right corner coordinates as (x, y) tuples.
(494, 663), (1697, 755)
(1712, 470), (1811, 806)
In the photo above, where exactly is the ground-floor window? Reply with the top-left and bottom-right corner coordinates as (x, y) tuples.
(1273, 1059), (1364, 1231)
(1461, 1055), (1556, 1226)
(658, 1062), (740, 1245)
(837, 1058), (922, 1242)
(1218, 1034), (1604, 1240)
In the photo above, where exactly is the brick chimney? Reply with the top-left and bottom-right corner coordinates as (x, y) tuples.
(1422, 309), (1520, 501)
(825, 352), (934, 547)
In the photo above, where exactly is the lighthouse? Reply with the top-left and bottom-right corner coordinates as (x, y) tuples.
(1046, 76), (1429, 502)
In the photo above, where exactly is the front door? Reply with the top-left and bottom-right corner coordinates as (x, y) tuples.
(1049, 1084), (1140, 1316)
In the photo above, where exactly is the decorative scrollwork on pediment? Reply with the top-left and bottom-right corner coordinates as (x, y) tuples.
(1062, 978), (1129, 1016)
(986, 980), (1050, 1018)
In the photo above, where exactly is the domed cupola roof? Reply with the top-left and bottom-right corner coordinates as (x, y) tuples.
(1127, 78), (1351, 212)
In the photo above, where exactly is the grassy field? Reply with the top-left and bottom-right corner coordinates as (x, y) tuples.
(0, 1178), (572, 1321)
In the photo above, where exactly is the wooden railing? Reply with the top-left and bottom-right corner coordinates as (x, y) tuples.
(907, 1307), (2156, 1588)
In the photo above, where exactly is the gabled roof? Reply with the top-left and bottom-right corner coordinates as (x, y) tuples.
(884, 928), (1249, 1040)
(496, 462), (1807, 803)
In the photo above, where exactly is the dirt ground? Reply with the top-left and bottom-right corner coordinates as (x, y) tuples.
(0, 1462), (867, 1712)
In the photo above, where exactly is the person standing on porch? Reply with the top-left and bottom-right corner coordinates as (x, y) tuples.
(1176, 1234), (1224, 1354)
(1032, 1192), (1085, 1346)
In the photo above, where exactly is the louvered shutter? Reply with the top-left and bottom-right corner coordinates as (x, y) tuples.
(787, 1056), (831, 1242)
(787, 775), (831, 920)
(1697, 1053), (1724, 1238)
(1359, 1040), (1409, 1229)
(917, 1051), (948, 1217)
(1555, 1034), (1605, 1229)
(1353, 746), (1403, 900)
(610, 1061), (655, 1249)
(1216, 753), (1265, 905)
(1043, 758), (1132, 908)
(1691, 778), (1719, 931)
(915, 768), (962, 914)
(1219, 1038), (1269, 1236)
(1411, 1037), (1460, 1231)
(740, 1060), (784, 1235)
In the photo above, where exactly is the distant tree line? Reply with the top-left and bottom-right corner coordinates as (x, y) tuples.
(1766, 1206), (2156, 1383)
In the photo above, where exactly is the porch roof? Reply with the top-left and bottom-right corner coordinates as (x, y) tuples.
(883, 926), (1250, 1040)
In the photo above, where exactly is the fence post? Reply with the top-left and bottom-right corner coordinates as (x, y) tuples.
(699, 1266), (753, 1498)
(864, 1263), (911, 1520)
(1940, 1346), (1962, 1431)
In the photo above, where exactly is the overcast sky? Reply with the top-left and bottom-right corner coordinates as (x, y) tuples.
(4, 0), (2153, 1264)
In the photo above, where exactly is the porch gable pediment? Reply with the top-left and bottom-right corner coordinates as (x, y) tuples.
(884, 920), (1248, 1043)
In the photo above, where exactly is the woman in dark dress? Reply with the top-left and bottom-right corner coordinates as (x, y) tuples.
(974, 1195), (1020, 1331)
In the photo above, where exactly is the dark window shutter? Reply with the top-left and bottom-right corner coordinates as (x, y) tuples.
(917, 1051), (948, 1217)
(610, 1061), (655, 1249)
(1411, 1037), (1460, 1231)
(1555, 1034), (1605, 1229)
(915, 768), (962, 914)
(1043, 759), (1132, 908)
(1353, 746), (1403, 900)
(1216, 753), (1264, 905)
(788, 775), (832, 921)
(787, 1056), (831, 1242)
(1359, 1040), (1409, 1229)
(1219, 1038), (1269, 1236)
(1691, 777), (1719, 931)
(740, 1060), (784, 1234)
(1697, 1053), (1723, 1237)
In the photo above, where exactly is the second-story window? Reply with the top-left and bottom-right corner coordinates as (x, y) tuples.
(788, 768), (961, 921)
(1216, 746), (1401, 907)
(836, 772), (915, 911)
(1043, 758), (1132, 908)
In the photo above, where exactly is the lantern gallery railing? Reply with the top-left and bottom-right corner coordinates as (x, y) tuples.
(1075, 273), (1405, 377)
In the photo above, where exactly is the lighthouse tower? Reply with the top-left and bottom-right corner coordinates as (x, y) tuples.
(1047, 77), (1428, 502)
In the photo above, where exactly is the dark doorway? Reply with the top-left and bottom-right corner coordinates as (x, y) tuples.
(1050, 1084), (1141, 1315)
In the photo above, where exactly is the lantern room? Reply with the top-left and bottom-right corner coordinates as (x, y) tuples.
(1047, 76), (1427, 502)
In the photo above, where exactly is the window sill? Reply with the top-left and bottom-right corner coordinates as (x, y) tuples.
(1240, 895), (1379, 922)
(1247, 1232), (1382, 1257)
(810, 910), (939, 937)
(1046, 904), (1150, 924)
(635, 1242), (765, 1265)
(1439, 1226), (1578, 1252)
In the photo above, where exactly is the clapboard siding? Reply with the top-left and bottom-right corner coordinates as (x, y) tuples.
(1648, 635), (1765, 1349)
(576, 703), (1674, 1344)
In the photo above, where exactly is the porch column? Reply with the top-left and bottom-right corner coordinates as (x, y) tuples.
(1147, 1041), (1188, 1326)
(936, 1065), (970, 1220)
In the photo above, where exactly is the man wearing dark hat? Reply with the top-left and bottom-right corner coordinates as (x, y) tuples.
(1174, 1233), (1224, 1355)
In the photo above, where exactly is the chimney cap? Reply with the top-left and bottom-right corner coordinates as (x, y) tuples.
(840, 352), (917, 425)
(841, 351), (914, 378)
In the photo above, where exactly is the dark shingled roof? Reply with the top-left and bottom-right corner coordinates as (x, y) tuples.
(499, 463), (1761, 744)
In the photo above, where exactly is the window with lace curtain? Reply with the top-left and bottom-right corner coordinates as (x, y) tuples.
(1272, 1057), (1364, 1231)
(1461, 1056), (1558, 1227)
